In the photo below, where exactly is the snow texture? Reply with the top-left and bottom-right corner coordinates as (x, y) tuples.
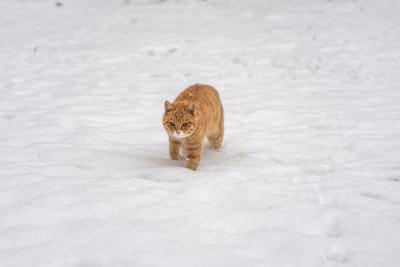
(1, 0), (400, 266)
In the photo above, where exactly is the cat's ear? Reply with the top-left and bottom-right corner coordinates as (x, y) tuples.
(165, 101), (174, 113)
(187, 103), (195, 115)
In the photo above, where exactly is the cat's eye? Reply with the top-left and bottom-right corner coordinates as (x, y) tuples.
(170, 122), (175, 126)
(182, 123), (188, 126)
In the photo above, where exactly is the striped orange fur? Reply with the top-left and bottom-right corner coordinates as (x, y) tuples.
(163, 84), (224, 170)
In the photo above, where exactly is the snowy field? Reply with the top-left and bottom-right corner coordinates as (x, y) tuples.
(1, 0), (400, 266)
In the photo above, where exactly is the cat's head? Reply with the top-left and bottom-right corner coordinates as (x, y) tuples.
(163, 101), (198, 138)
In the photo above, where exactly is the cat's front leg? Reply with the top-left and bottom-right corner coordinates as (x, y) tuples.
(169, 137), (182, 160)
(185, 138), (203, 170)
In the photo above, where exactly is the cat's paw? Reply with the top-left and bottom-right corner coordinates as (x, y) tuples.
(169, 153), (182, 160)
(186, 159), (199, 170)
(186, 165), (197, 171)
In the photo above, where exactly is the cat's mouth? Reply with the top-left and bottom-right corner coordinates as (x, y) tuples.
(172, 130), (189, 138)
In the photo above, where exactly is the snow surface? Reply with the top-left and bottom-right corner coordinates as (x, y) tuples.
(1, 0), (400, 266)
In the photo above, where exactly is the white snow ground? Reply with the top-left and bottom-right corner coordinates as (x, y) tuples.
(1, 0), (400, 266)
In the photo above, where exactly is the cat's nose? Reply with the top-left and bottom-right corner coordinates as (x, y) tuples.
(176, 130), (181, 135)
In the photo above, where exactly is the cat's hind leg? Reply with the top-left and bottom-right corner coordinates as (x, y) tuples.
(169, 137), (182, 160)
(207, 117), (224, 149)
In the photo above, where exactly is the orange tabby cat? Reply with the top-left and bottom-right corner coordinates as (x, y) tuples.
(163, 84), (224, 170)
